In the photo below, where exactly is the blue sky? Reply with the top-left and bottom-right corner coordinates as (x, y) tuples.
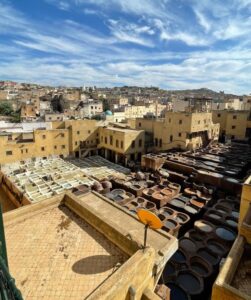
(0, 0), (251, 94)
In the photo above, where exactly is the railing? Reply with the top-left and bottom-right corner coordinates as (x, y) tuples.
(0, 205), (23, 300)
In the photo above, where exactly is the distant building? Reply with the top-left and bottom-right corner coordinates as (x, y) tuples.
(45, 113), (64, 122)
(77, 100), (103, 118)
(212, 110), (251, 141)
(133, 111), (219, 151)
(212, 98), (243, 111)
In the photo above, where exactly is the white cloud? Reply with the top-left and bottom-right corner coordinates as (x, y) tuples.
(194, 10), (211, 33)
(1, 1), (251, 94)
(107, 19), (154, 47)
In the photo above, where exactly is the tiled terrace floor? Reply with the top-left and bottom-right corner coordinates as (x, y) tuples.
(5, 205), (127, 300)
(0, 186), (16, 212)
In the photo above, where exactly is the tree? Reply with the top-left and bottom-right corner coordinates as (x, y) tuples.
(0, 102), (13, 116)
(10, 111), (21, 123)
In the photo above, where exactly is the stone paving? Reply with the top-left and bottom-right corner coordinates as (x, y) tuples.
(5, 205), (127, 300)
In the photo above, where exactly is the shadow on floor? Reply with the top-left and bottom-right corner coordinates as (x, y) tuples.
(72, 254), (120, 275)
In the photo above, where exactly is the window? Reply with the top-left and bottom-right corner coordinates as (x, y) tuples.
(6, 151), (12, 156)
(159, 139), (162, 147)
(231, 135), (235, 139)
(42, 134), (46, 139)
(61, 133), (65, 137)
(49, 117), (52, 120)
(77, 131), (80, 135)
(54, 145), (57, 149)
(61, 145), (65, 149)
(121, 141), (123, 148)
(96, 133), (99, 137)
(232, 125), (236, 129)
(75, 141), (78, 146)
(155, 138), (158, 146)
(41, 147), (45, 151)
(116, 139), (119, 147)
(169, 118), (171, 123)
(198, 120), (200, 124)
(101, 136), (103, 142)
(105, 137), (107, 144)
(139, 139), (142, 147)
(132, 140), (135, 148)
(8, 135), (12, 141)
(26, 149), (28, 153)
(110, 136), (113, 145)
(179, 132), (182, 137)
(91, 106), (93, 109)
(170, 135), (173, 142)
(139, 122), (141, 127)
(233, 115), (237, 119)
(96, 139), (99, 144)
(57, 117), (60, 120)
(88, 130), (91, 134)
(21, 149), (23, 154)
(179, 120), (182, 124)
(217, 113), (221, 117)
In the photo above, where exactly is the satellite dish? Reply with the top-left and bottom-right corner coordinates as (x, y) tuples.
(137, 209), (163, 251)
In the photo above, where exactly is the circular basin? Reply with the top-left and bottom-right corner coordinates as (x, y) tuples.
(176, 271), (203, 295)
(197, 248), (219, 265)
(171, 250), (187, 264)
(194, 220), (214, 233)
(206, 239), (226, 256)
(226, 217), (238, 228)
(164, 219), (178, 231)
(179, 237), (197, 253)
(170, 199), (185, 208)
(215, 227), (236, 242)
(159, 207), (174, 217)
(184, 205), (198, 215)
(190, 256), (212, 277)
(165, 283), (191, 300)
(162, 262), (176, 281)
(175, 213), (190, 224)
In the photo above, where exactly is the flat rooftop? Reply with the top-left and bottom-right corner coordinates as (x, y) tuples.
(106, 126), (143, 133)
(67, 155), (130, 181)
(5, 203), (128, 300)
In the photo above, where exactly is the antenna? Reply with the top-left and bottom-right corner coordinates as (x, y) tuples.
(137, 209), (163, 251)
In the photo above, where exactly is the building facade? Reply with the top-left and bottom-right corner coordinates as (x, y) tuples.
(133, 111), (219, 151)
(212, 110), (251, 141)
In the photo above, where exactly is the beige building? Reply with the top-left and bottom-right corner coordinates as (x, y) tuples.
(133, 111), (219, 151)
(0, 120), (100, 165)
(45, 113), (64, 122)
(110, 97), (129, 107)
(0, 118), (146, 166)
(98, 126), (145, 164)
(212, 110), (251, 141)
(124, 103), (166, 119)
(212, 98), (243, 111)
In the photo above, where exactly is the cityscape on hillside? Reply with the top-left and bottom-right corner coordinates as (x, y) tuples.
(1, 0), (251, 300)
(0, 78), (250, 300)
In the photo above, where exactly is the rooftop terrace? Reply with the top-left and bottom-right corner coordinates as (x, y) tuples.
(6, 204), (127, 300)
(3, 191), (177, 300)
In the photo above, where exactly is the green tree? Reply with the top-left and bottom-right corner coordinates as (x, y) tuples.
(10, 111), (21, 123)
(0, 102), (13, 116)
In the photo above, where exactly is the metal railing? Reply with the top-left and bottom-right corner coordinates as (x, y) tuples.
(0, 205), (23, 300)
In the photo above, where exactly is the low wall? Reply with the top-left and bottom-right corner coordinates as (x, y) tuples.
(88, 248), (157, 300)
